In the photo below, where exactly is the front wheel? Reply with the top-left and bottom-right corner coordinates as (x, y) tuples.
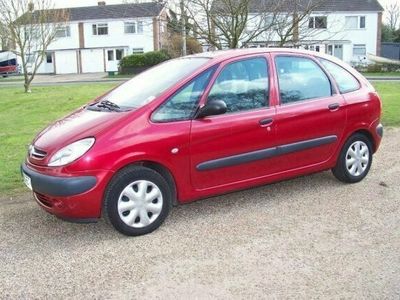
(104, 166), (172, 236)
(332, 133), (373, 183)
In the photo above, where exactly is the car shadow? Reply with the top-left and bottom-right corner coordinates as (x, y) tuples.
(2, 171), (341, 247)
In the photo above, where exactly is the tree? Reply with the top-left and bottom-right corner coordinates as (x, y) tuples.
(181, 0), (332, 50)
(386, 2), (400, 31)
(0, 0), (69, 92)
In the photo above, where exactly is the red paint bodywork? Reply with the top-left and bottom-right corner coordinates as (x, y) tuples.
(24, 49), (382, 219)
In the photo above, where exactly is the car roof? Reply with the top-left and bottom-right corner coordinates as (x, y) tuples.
(185, 47), (352, 72)
(190, 47), (335, 60)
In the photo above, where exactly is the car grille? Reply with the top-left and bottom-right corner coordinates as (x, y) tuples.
(30, 146), (47, 160)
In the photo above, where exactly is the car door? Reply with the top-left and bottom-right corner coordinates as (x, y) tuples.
(271, 53), (346, 171)
(190, 55), (279, 190)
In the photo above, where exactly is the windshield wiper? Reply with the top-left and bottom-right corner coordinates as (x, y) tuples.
(97, 100), (121, 111)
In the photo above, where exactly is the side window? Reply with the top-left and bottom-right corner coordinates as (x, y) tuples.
(207, 57), (269, 113)
(152, 68), (215, 122)
(275, 56), (332, 105)
(318, 58), (360, 93)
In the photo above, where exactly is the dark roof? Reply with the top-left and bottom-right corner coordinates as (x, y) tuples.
(248, 0), (383, 12)
(20, 2), (165, 23)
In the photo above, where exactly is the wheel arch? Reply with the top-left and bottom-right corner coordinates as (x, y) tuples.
(351, 129), (376, 152)
(108, 160), (179, 206)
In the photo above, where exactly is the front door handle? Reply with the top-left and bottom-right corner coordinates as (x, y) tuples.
(328, 103), (340, 111)
(259, 118), (273, 126)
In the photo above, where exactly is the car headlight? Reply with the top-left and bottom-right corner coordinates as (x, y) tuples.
(48, 138), (95, 167)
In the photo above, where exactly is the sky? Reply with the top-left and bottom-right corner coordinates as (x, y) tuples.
(51, 0), (398, 9)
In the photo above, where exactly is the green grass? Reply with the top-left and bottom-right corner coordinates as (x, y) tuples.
(105, 74), (134, 79)
(373, 82), (400, 127)
(0, 82), (398, 194)
(362, 72), (400, 77)
(0, 83), (117, 195)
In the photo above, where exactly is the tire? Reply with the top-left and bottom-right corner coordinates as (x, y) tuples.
(332, 133), (373, 183)
(104, 166), (172, 236)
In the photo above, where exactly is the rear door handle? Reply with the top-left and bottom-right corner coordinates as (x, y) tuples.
(259, 118), (273, 126)
(328, 103), (340, 111)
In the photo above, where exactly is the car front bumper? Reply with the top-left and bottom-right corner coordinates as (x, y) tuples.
(21, 162), (113, 220)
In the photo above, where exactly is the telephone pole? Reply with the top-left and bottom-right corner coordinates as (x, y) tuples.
(180, 0), (187, 56)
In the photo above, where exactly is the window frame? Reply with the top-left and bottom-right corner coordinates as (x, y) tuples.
(92, 23), (108, 35)
(308, 16), (327, 29)
(124, 21), (136, 34)
(274, 54), (336, 107)
(317, 57), (361, 94)
(203, 55), (271, 115)
(345, 16), (366, 30)
(151, 65), (219, 123)
(55, 25), (71, 38)
(353, 44), (366, 56)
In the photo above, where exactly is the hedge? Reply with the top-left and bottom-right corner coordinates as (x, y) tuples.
(119, 50), (170, 70)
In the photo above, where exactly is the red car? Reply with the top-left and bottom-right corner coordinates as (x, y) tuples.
(22, 49), (383, 236)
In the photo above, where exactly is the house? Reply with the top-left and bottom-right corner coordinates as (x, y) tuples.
(245, 0), (383, 65)
(30, 1), (168, 74)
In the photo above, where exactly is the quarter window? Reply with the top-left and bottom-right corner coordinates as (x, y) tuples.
(152, 68), (215, 122)
(207, 58), (269, 113)
(318, 58), (360, 93)
(275, 56), (331, 104)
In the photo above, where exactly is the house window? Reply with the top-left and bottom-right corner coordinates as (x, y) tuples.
(353, 44), (366, 56)
(124, 22), (136, 34)
(345, 16), (366, 29)
(55, 25), (70, 38)
(107, 50), (114, 61)
(116, 49), (124, 60)
(93, 23), (108, 35)
(309, 16), (327, 29)
(46, 52), (53, 63)
(137, 21), (143, 33)
(132, 48), (144, 53)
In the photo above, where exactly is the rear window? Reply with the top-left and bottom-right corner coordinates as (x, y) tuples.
(318, 58), (360, 94)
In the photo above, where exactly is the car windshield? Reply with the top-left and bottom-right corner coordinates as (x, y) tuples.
(100, 57), (210, 108)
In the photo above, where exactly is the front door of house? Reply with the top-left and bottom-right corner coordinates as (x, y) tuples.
(327, 44), (343, 60)
(106, 49), (125, 72)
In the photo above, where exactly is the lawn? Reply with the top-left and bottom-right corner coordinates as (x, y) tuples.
(373, 82), (400, 127)
(0, 81), (398, 195)
(0, 83), (117, 195)
(362, 72), (400, 77)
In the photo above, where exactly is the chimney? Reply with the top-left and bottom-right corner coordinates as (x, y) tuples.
(98, 1), (106, 6)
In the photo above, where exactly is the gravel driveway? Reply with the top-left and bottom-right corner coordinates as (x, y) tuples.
(1, 129), (399, 299)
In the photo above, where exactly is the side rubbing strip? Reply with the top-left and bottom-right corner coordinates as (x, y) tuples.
(196, 135), (337, 171)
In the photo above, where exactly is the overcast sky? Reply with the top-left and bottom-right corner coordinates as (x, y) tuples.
(51, 0), (398, 21)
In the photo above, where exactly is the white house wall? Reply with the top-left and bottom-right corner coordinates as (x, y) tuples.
(34, 17), (156, 74)
(248, 12), (379, 64)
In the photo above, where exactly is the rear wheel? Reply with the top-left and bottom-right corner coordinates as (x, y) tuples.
(332, 133), (372, 183)
(104, 166), (172, 236)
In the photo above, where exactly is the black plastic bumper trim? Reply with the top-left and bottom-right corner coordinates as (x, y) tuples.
(376, 123), (383, 138)
(21, 163), (97, 197)
(197, 135), (337, 171)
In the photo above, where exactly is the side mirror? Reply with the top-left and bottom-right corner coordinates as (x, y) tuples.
(196, 100), (227, 118)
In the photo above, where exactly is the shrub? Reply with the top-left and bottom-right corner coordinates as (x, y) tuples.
(120, 50), (170, 68)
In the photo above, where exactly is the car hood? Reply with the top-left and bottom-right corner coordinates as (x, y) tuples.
(30, 107), (131, 166)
